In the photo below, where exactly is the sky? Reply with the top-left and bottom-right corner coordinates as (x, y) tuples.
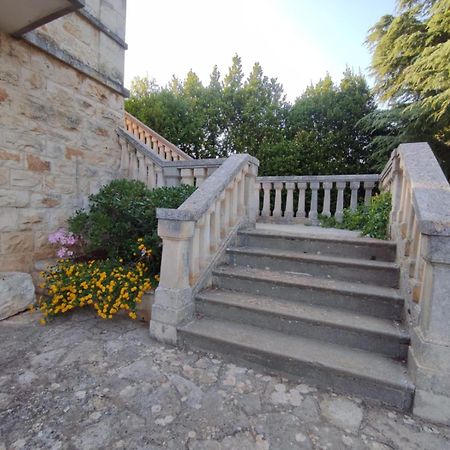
(124, 0), (397, 101)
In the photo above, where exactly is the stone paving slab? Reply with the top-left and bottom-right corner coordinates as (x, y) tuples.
(1, 311), (450, 450)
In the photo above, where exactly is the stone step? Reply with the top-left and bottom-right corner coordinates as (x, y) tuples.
(227, 247), (400, 288)
(196, 289), (410, 359)
(212, 266), (403, 320)
(179, 318), (415, 411)
(239, 228), (397, 262)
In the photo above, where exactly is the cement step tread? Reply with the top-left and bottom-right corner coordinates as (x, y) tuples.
(213, 265), (403, 302)
(239, 228), (397, 249)
(227, 246), (399, 272)
(196, 288), (409, 342)
(180, 318), (414, 392)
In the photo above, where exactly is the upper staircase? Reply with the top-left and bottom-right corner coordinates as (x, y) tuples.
(179, 226), (415, 411)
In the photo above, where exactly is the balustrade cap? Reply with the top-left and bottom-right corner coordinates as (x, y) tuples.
(157, 154), (259, 222)
(124, 112), (192, 160)
(117, 127), (167, 167)
(256, 174), (379, 183)
(397, 143), (450, 236)
(117, 127), (226, 171)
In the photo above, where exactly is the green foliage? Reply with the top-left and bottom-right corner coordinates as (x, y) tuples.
(320, 192), (392, 240)
(365, 0), (450, 169)
(68, 180), (196, 271)
(126, 59), (375, 176)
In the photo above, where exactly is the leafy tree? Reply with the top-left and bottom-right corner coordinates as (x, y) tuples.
(270, 70), (376, 175)
(366, 0), (450, 173)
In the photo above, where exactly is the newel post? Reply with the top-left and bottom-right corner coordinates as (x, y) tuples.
(149, 218), (195, 344)
(409, 230), (450, 424)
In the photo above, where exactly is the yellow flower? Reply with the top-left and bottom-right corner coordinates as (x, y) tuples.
(39, 318), (46, 325)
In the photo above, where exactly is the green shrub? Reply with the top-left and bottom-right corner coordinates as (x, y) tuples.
(68, 179), (196, 272)
(319, 192), (391, 240)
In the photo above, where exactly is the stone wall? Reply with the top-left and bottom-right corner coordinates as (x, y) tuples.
(0, 1), (127, 277)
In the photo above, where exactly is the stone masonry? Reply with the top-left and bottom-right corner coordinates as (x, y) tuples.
(0, 1), (127, 277)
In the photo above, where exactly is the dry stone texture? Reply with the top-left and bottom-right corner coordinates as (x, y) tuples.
(0, 12), (125, 274)
(0, 272), (35, 320)
(1, 310), (450, 449)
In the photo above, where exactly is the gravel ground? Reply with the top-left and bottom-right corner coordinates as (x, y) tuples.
(1, 310), (450, 450)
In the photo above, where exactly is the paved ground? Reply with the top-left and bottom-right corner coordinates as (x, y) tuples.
(1, 311), (450, 450)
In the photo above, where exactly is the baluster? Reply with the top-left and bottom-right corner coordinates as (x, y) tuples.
(261, 182), (271, 217)
(130, 149), (139, 179)
(230, 178), (239, 225)
(155, 166), (165, 187)
(223, 187), (231, 229)
(254, 181), (262, 218)
(296, 182), (306, 219)
(309, 181), (319, 220)
(119, 140), (129, 176)
(181, 168), (194, 186)
(137, 153), (147, 183)
(219, 192), (227, 238)
(364, 181), (375, 205)
(321, 181), (332, 217)
(272, 182), (283, 218)
(194, 168), (206, 187)
(237, 171), (246, 216)
(350, 181), (360, 211)
(147, 160), (156, 188)
(210, 199), (221, 251)
(189, 223), (201, 282)
(335, 181), (346, 222)
(284, 182), (295, 219)
(200, 213), (210, 269)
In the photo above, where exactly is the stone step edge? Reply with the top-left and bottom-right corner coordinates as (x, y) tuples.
(179, 318), (415, 392)
(212, 266), (403, 303)
(239, 228), (397, 248)
(227, 246), (399, 272)
(196, 289), (410, 343)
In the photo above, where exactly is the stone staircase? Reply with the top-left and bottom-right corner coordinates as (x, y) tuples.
(179, 227), (415, 411)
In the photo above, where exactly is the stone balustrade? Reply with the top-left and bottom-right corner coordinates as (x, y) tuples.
(124, 111), (192, 161)
(380, 142), (450, 424)
(117, 127), (223, 189)
(256, 175), (379, 223)
(149, 154), (259, 344)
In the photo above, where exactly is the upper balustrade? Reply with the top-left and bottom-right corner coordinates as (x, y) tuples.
(256, 174), (379, 223)
(117, 123), (223, 190)
(124, 111), (192, 162)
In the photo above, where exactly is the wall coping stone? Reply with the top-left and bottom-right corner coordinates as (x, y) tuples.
(23, 30), (129, 97)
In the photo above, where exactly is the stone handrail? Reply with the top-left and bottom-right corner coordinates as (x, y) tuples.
(124, 111), (192, 161)
(256, 174), (379, 222)
(380, 142), (450, 422)
(150, 153), (259, 344)
(117, 127), (223, 188)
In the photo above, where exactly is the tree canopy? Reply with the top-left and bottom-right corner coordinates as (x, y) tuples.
(125, 57), (375, 175)
(365, 0), (450, 172)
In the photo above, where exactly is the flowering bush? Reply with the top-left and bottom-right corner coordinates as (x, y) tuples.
(38, 239), (156, 323)
(38, 180), (195, 324)
(48, 229), (80, 259)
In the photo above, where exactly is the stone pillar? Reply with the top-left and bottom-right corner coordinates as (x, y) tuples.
(149, 219), (195, 344)
(350, 181), (360, 211)
(409, 232), (450, 425)
(245, 164), (258, 226)
(321, 182), (332, 217)
(335, 182), (346, 222)
(284, 182), (295, 220)
(309, 182), (319, 221)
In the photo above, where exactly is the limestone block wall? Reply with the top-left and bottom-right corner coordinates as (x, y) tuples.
(0, 0), (127, 275)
